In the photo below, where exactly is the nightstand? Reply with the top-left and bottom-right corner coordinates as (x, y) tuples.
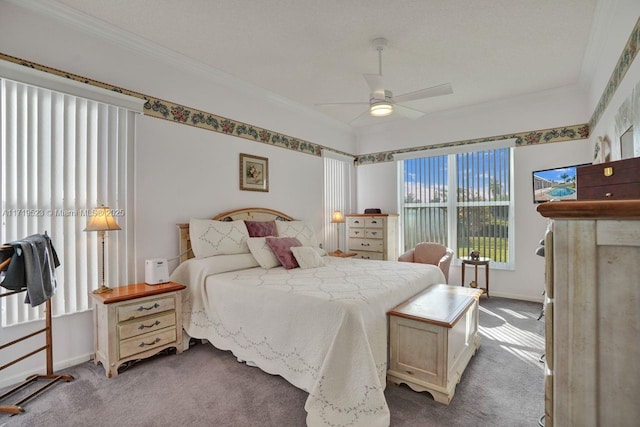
(328, 250), (357, 258)
(90, 282), (186, 377)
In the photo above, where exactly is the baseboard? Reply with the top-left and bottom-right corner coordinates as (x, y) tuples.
(0, 352), (93, 389)
(488, 291), (544, 303)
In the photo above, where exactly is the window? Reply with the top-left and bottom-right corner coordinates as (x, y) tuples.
(323, 151), (354, 253)
(400, 147), (514, 268)
(1, 67), (141, 326)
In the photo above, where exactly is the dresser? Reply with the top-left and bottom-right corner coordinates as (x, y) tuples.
(346, 214), (398, 260)
(90, 282), (186, 377)
(537, 199), (640, 427)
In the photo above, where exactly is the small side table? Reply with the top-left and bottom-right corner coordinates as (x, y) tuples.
(328, 250), (357, 258)
(90, 282), (186, 377)
(460, 257), (490, 297)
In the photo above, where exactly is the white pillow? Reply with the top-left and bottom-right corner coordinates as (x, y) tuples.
(275, 220), (326, 256)
(246, 237), (281, 269)
(291, 246), (325, 270)
(190, 218), (249, 258)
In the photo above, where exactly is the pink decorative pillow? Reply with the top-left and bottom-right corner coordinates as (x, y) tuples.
(244, 220), (278, 237)
(265, 237), (302, 269)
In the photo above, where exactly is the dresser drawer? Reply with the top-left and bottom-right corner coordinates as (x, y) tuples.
(349, 228), (365, 238)
(365, 229), (383, 239)
(349, 238), (383, 252)
(577, 182), (640, 200)
(117, 296), (175, 322)
(352, 251), (384, 260)
(119, 327), (177, 359)
(347, 217), (365, 228)
(365, 218), (384, 228)
(118, 311), (176, 340)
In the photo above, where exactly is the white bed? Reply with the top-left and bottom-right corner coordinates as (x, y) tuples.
(170, 208), (446, 427)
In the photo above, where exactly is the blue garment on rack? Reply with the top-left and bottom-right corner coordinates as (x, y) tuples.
(0, 234), (60, 307)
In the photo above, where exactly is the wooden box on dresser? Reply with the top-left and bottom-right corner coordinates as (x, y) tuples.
(90, 282), (186, 377)
(537, 199), (640, 427)
(346, 214), (398, 260)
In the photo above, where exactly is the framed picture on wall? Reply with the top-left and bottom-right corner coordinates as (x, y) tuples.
(239, 153), (269, 192)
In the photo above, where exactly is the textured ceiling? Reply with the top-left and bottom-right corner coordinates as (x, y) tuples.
(54, 0), (597, 128)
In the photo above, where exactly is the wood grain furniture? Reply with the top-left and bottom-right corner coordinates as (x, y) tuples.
(577, 157), (640, 200)
(460, 256), (490, 297)
(90, 282), (186, 377)
(327, 250), (357, 258)
(387, 284), (482, 404)
(537, 199), (640, 427)
(346, 213), (398, 260)
(0, 238), (74, 415)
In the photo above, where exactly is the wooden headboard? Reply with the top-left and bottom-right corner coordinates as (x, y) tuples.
(177, 207), (295, 263)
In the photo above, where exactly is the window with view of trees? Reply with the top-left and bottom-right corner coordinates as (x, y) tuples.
(400, 147), (513, 267)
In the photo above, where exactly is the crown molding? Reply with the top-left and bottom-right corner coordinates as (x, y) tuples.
(7, 0), (353, 135)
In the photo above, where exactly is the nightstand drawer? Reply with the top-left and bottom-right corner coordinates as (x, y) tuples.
(117, 296), (175, 322)
(349, 238), (383, 252)
(352, 251), (384, 260)
(118, 311), (176, 340)
(119, 327), (177, 359)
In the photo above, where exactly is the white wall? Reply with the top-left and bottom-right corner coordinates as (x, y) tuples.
(0, 1), (354, 387)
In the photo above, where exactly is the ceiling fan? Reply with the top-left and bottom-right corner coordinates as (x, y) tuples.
(317, 38), (453, 121)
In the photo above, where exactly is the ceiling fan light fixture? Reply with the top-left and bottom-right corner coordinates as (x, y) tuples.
(370, 100), (393, 117)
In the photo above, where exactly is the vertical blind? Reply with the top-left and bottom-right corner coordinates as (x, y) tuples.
(323, 152), (353, 253)
(400, 147), (513, 267)
(1, 78), (136, 326)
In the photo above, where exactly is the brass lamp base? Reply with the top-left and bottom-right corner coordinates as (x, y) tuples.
(92, 285), (113, 294)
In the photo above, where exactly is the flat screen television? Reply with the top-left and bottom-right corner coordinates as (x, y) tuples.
(532, 163), (589, 203)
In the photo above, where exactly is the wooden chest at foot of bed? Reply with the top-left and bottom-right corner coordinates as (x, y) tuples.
(577, 157), (640, 200)
(387, 284), (482, 404)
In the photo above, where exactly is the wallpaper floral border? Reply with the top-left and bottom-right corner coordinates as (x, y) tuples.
(2, 14), (638, 167)
(0, 52), (353, 160)
(355, 124), (589, 165)
(589, 16), (640, 131)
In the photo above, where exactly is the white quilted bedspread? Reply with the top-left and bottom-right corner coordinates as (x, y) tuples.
(170, 254), (445, 427)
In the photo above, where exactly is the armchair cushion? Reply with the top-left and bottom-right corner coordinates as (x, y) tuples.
(398, 242), (454, 283)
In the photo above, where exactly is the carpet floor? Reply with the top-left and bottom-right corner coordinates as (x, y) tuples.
(1, 296), (545, 427)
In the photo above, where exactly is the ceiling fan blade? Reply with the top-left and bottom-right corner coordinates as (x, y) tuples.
(393, 104), (425, 120)
(363, 73), (386, 100)
(315, 101), (369, 107)
(392, 82), (453, 104)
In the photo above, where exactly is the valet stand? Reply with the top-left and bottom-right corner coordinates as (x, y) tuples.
(0, 241), (74, 415)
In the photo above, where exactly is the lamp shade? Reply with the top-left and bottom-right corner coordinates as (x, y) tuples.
(331, 211), (345, 223)
(84, 205), (121, 232)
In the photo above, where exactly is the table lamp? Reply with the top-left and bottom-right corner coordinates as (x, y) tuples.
(331, 210), (345, 254)
(84, 205), (121, 294)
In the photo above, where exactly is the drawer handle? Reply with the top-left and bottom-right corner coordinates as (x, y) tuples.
(362, 256), (370, 259)
(139, 337), (161, 348)
(137, 303), (160, 312)
(605, 192), (613, 198)
(354, 220), (360, 224)
(370, 232), (378, 236)
(405, 370), (414, 376)
(371, 220), (378, 224)
(138, 320), (161, 330)
(361, 243), (370, 246)
(354, 231), (360, 235)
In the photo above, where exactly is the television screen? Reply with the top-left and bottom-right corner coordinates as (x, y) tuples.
(532, 163), (589, 203)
